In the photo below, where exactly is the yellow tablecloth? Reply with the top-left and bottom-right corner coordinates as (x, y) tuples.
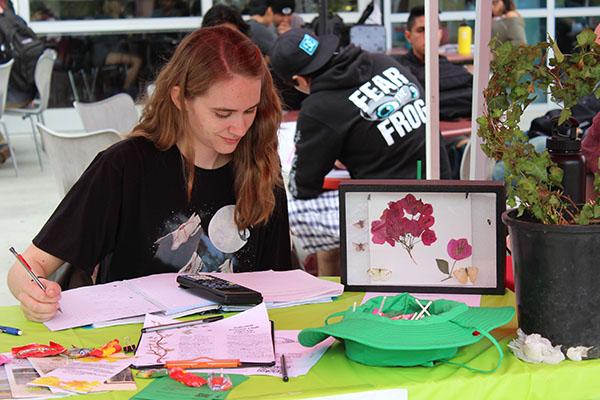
(2, 290), (600, 399)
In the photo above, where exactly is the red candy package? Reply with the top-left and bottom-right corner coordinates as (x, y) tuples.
(12, 342), (66, 358)
(90, 339), (122, 358)
(168, 368), (207, 387)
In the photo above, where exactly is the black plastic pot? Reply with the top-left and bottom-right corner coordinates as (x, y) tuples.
(503, 209), (600, 358)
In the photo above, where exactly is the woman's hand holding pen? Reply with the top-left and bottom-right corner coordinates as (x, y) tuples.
(7, 245), (64, 322)
(18, 278), (62, 322)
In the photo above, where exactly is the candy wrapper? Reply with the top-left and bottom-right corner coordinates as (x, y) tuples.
(90, 339), (122, 358)
(12, 342), (66, 358)
(136, 369), (169, 379)
(66, 347), (93, 359)
(207, 373), (233, 391)
(168, 368), (207, 387)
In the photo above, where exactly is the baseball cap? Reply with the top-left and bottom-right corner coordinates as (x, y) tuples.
(270, 28), (340, 84)
(271, 0), (295, 15)
(299, 293), (515, 369)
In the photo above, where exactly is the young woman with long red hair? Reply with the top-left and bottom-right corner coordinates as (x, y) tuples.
(8, 26), (292, 322)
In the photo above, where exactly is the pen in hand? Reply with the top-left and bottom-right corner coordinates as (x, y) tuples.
(9, 247), (63, 313)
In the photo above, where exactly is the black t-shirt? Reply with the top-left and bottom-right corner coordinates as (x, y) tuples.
(34, 136), (292, 283)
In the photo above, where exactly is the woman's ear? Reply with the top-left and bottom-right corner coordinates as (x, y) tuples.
(170, 86), (182, 110)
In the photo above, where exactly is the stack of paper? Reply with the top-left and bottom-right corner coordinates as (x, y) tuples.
(43, 270), (343, 331)
(207, 269), (344, 308)
(44, 273), (219, 331)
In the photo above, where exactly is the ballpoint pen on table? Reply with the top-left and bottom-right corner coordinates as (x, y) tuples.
(140, 315), (224, 334)
(9, 247), (62, 313)
(0, 325), (22, 336)
(280, 354), (289, 382)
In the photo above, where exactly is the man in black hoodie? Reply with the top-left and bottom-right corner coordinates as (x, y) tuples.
(270, 28), (451, 259)
(395, 6), (473, 121)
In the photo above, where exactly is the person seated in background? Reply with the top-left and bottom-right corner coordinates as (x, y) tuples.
(270, 28), (451, 272)
(581, 27), (600, 175)
(152, 0), (188, 17)
(92, 0), (143, 96)
(245, 0), (277, 56)
(492, 0), (527, 46)
(7, 26), (293, 322)
(201, 4), (249, 35)
(271, 0), (303, 35)
(581, 112), (600, 174)
(395, 6), (473, 121)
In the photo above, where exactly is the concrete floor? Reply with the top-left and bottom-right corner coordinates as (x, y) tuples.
(0, 134), (60, 306)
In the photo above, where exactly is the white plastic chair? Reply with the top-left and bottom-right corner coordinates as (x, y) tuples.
(74, 93), (138, 134)
(0, 59), (18, 175)
(5, 49), (58, 170)
(36, 122), (122, 196)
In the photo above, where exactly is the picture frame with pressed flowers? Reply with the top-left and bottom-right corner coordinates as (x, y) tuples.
(339, 180), (506, 294)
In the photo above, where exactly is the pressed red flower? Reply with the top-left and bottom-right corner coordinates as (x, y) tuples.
(403, 219), (424, 237)
(420, 203), (433, 216)
(447, 238), (472, 261)
(401, 194), (424, 215)
(418, 214), (435, 229)
(371, 194), (437, 263)
(421, 229), (437, 245)
(371, 220), (389, 245)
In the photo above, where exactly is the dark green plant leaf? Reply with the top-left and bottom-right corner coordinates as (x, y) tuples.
(436, 259), (449, 275)
(576, 29), (597, 47)
(551, 40), (564, 63)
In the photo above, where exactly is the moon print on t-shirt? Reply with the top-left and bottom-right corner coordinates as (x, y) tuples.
(208, 205), (249, 253)
(153, 205), (250, 274)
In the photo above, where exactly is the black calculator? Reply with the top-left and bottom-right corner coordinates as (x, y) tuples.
(177, 274), (263, 305)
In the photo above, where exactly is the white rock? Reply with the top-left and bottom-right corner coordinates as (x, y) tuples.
(566, 346), (593, 361)
(508, 329), (565, 364)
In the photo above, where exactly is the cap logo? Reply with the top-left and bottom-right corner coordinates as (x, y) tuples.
(298, 34), (319, 56)
(282, 6), (292, 14)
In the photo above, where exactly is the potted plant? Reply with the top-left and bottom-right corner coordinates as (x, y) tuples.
(477, 29), (600, 358)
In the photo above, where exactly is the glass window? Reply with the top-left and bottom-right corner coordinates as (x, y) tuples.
(29, 0), (202, 21)
(43, 30), (190, 108)
(556, 16), (600, 53)
(556, 0), (600, 7)
(523, 17), (546, 45)
(227, 0), (357, 14)
(392, 0), (474, 14)
(516, 0), (547, 9)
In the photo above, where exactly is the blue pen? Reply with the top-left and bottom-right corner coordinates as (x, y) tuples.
(0, 325), (22, 336)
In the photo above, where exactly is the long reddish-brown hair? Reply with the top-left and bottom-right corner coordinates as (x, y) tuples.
(133, 26), (282, 229)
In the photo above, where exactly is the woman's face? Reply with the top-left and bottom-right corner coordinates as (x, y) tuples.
(492, 0), (505, 17)
(179, 74), (262, 163)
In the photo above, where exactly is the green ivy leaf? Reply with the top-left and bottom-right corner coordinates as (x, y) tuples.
(576, 29), (597, 47)
(552, 41), (564, 63)
(594, 205), (600, 218)
(435, 259), (449, 275)
(559, 108), (571, 125)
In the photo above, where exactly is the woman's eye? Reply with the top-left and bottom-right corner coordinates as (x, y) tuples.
(215, 112), (231, 119)
(244, 107), (257, 114)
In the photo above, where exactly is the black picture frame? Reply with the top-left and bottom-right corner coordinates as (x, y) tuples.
(340, 180), (506, 295)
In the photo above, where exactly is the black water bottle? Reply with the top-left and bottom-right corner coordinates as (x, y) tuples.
(546, 113), (586, 204)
